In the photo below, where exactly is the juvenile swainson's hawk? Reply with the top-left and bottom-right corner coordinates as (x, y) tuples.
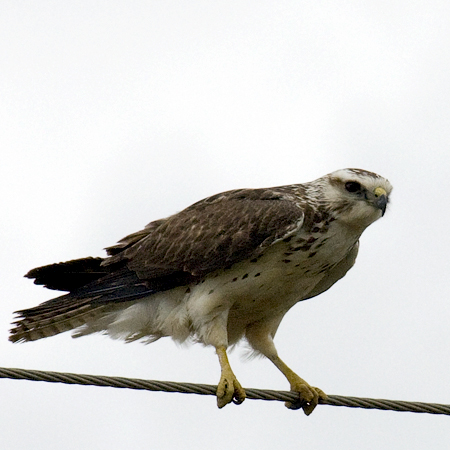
(10, 168), (392, 414)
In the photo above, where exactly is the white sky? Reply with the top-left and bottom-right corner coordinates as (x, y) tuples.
(1, 1), (450, 448)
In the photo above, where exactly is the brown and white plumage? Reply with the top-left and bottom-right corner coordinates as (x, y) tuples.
(10, 168), (392, 414)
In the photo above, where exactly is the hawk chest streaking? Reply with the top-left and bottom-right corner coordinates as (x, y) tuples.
(10, 168), (392, 414)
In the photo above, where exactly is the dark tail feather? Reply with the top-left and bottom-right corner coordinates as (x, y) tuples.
(11, 264), (156, 343)
(25, 257), (106, 291)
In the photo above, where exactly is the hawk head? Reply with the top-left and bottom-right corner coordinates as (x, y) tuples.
(314, 168), (393, 230)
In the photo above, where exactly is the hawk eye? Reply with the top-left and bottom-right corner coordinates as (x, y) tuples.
(345, 181), (362, 193)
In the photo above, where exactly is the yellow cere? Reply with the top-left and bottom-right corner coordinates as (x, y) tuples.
(374, 187), (387, 197)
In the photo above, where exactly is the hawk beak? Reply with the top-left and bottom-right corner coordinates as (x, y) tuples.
(374, 187), (388, 216)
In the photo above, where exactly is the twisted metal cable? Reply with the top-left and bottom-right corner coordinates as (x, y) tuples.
(1, 367), (449, 415)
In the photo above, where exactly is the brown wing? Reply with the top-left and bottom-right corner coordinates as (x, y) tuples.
(102, 187), (305, 280)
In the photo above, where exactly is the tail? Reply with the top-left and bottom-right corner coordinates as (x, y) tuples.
(10, 257), (154, 343)
(9, 294), (114, 343)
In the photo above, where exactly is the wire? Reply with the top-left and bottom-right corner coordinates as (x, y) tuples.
(1, 366), (449, 415)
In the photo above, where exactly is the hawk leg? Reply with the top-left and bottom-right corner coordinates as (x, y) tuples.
(269, 354), (327, 415)
(245, 321), (326, 415)
(215, 346), (246, 408)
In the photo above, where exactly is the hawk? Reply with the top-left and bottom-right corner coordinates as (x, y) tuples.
(10, 168), (392, 415)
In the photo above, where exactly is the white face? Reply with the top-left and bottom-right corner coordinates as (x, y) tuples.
(321, 168), (393, 230)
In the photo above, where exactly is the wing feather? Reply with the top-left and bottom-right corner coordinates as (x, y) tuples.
(103, 187), (305, 280)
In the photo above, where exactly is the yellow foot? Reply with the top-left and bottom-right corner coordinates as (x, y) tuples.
(287, 377), (327, 415)
(216, 371), (246, 408)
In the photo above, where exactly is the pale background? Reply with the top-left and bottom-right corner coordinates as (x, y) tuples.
(1, 1), (450, 449)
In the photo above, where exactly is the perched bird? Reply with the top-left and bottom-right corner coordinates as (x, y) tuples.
(10, 168), (392, 415)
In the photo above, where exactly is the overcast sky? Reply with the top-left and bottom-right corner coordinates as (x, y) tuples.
(1, 1), (450, 449)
